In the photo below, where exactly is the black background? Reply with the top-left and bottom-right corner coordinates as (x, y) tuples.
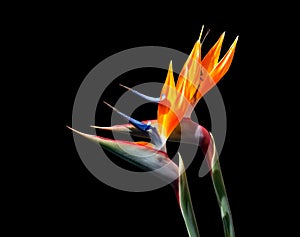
(58, 21), (252, 237)
(61, 22), (243, 236)
(11, 3), (290, 237)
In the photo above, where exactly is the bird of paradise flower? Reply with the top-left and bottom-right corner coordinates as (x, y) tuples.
(68, 25), (238, 237)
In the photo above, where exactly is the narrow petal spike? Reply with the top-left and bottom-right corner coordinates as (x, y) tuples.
(210, 36), (239, 84)
(199, 25), (205, 41)
(119, 84), (164, 103)
(157, 60), (179, 139)
(201, 32), (225, 72)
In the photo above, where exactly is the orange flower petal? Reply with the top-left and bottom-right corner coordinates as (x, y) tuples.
(201, 32), (225, 72)
(210, 36), (239, 84)
(176, 40), (201, 99)
(157, 61), (178, 138)
(159, 61), (176, 100)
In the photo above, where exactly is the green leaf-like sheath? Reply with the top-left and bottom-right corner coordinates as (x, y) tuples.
(210, 134), (235, 237)
(178, 153), (201, 237)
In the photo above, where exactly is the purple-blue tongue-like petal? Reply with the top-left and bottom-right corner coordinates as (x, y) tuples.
(104, 101), (151, 132)
(103, 102), (164, 150)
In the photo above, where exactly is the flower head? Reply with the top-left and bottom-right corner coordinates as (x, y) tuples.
(69, 26), (238, 169)
(157, 26), (238, 139)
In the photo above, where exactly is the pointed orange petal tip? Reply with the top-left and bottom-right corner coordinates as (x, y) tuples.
(221, 31), (226, 40)
(167, 60), (173, 77)
(226, 35), (239, 58)
(199, 25), (205, 41)
(201, 31), (225, 72)
(161, 60), (175, 92)
(229, 35), (239, 50)
(209, 34), (239, 83)
(234, 35), (239, 44)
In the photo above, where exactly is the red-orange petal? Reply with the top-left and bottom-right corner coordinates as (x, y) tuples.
(157, 61), (178, 138)
(201, 32), (225, 73)
(176, 40), (201, 98)
(210, 36), (239, 84)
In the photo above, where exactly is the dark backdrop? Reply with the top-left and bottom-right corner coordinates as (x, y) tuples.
(17, 4), (285, 237)
(59, 20), (251, 237)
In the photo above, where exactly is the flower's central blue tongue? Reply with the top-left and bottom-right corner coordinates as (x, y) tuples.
(129, 119), (151, 132)
(103, 101), (164, 149)
(103, 101), (151, 133)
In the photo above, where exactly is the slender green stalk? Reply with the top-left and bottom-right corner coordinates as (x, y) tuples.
(210, 134), (235, 237)
(177, 153), (201, 237)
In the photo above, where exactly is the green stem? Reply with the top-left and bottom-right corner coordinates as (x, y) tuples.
(212, 159), (235, 237)
(209, 134), (235, 237)
(175, 153), (201, 237)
